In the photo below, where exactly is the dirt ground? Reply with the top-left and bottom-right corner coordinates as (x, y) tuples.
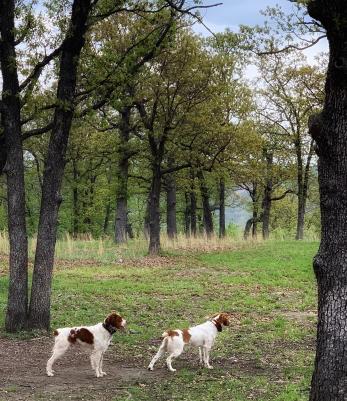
(0, 337), (162, 401)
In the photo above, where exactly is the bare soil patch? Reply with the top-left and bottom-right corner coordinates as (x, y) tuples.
(0, 337), (163, 401)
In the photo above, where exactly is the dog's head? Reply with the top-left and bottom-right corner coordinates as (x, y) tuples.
(104, 311), (126, 331)
(211, 312), (231, 332)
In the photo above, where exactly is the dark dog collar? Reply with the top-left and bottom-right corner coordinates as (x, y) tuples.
(102, 323), (117, 335)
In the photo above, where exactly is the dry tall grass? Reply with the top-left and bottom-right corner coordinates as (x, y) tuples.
(0, 230), (258, 263)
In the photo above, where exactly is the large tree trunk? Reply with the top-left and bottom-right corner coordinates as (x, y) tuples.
(28, 0), (92, 330)
(219, 178), (226, 238)
(0, 134), (7, 175)
(197, 170), (213, 238)
(115, 107), (131, 243)
(307, 1), (347, 400)
(165, 170), (177, 239)
(0, 0), (28, 331)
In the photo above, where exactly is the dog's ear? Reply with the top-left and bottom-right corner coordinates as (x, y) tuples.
(215, 321), (223, 332)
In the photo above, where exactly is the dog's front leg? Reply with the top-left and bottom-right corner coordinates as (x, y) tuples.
(203, 346), (213, 369)
(91, 350), (103, 377)
(99, 352), (107, 376)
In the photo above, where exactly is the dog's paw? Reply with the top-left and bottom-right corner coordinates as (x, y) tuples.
(47, 371), (54, 377)
(206, 365), (214, 370)
(168, 368), (177, 373)
(100, 371), (107, 377)
(148, 366), (154, 371)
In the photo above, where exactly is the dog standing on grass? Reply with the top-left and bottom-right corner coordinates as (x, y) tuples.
(148, 313), (231, 372)
(46, 312), (126, 378)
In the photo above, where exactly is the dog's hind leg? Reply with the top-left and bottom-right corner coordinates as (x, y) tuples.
(46, 339), (70, 377)
(148, 338), (167, 371)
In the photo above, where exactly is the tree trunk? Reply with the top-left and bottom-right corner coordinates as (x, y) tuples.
(219, 178), (226, 238)
(190, 171), (197, 237)
(115, 106), (131, 243)
(165, 170), (177, 239)
(184, 192), (190, 236)
(251, 183), (258, 239)
(262, 190), (271, 240)
(148, 163), (162, 255)
(72, 161), (79, 238)
(28, 0), (92, 330)
(295, 138), (306, 240)
(0, 0), (28, 331)
(262, 151), (273, 240)
(197, 170), (213, 238)
(144, 197), (150, 239)
(307, 2), (347, 400)
(103, 202), (111, 235)
(243, 218), (253, 240)
(0, 134), (7, 175)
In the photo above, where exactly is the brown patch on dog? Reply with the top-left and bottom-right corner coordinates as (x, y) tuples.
(212, 312), (231, 332)
(68, 328), (94, 345)
(182, 329), (191, 344)
(53, 330), (59, 336)
(105, 312), (124, 330)
(165, 330), (179, 338)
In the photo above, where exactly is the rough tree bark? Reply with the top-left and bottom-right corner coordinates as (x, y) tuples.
(0, 0), (29, 331)
(27, 0), (92, 330)
(190, 171), (197, 237)
(306, 1), (347, 400)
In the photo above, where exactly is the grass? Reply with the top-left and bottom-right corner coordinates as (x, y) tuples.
(0, 239), (318, 400)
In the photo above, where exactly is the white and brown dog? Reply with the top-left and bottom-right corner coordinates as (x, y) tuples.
(46, 312), (126, 378)
(148, 313), (231, 372)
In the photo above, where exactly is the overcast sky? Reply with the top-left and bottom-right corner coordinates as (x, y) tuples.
(193, 0), (294, 34)
(193, 0), (328, 59)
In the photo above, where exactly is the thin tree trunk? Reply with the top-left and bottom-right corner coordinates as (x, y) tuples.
(190, 171), (197, 237)
(295, 138), (306, 240)
(144, 197), (150, 240)
(219, 177), (226, 238)
(197, 170), (213, 238)
(307, 1), (347, 399)
(115, 106), (131, 243)
(252, 183), (258, 239)
(244, 218), (253, 240)
(148, 162), (162, 254)
(72, 161), (79, 238)
(28, 0), (92, 330)
(184, 192), (190, 236)
(262, 152), (273, 240)
(1, 0), (28, 331)
(103, 202), (111, 235)
(165, 170), (177, 239)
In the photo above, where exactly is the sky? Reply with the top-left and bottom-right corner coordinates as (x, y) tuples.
(192, 0), (328, 62)
(193, 0), (295, 34)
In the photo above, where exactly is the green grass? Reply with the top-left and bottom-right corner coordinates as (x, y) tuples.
(0, 240), (318, 400)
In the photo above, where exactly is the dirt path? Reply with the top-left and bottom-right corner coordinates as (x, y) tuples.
(0, 337), (162, 401)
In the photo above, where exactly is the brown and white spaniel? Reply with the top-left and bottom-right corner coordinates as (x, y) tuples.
(46, 312), (126, 378)
(148, 313), (231, 372)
